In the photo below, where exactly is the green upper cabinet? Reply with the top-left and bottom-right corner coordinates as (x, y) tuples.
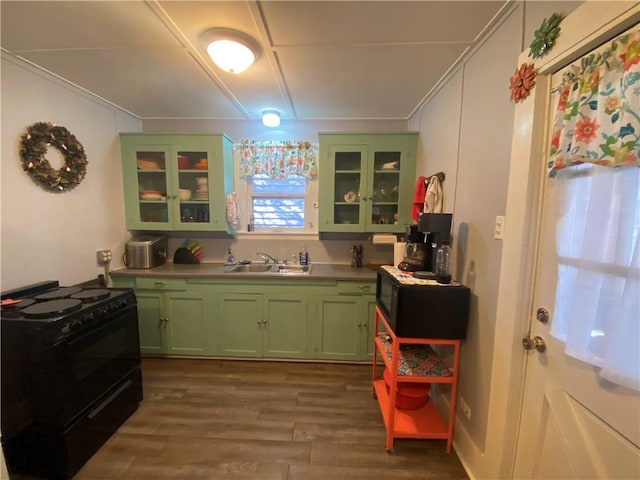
(318, 133), (418, 233)
(120, 133), (234, 232)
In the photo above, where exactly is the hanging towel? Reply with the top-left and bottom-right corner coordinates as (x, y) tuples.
(411, 176), (427, 222)
(226, 192), (241, 231)
(424, 175), (443, 213)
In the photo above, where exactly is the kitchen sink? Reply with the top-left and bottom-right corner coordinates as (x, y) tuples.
(225, 263), (274, 273)
(273, 265), (312, 274)
(224, 263), (312, 274)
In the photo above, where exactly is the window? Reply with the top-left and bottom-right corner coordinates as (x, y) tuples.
(550, 162), (639, 391)
(251, 175), (306, 229)
(233, 139), (319, 233)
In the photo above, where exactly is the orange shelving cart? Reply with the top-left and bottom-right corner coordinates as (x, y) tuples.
(372, 305), (461, 453)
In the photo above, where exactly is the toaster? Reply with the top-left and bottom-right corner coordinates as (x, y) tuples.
(125, 236), (168, 269)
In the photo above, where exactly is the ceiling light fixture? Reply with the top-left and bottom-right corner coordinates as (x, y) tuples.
(202, 28), (261, 74)
(262, 110), (281, 128)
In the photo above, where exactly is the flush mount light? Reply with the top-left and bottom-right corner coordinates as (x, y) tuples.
(262, 110), (281, 128)
(202, 28), (261, 74)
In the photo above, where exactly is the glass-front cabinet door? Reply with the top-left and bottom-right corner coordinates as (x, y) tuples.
(319, 133), (417, 233)
(328, 145), (367, 230)
(369, 150), (402, 228)
(121, 134), (233, 232)
(174, 147), (211, 226)
(131, 145), (171, 228)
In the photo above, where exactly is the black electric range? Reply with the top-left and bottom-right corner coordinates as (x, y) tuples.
(1, 280), (143, 479)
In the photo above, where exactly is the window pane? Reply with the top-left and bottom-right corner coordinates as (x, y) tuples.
(253, 176), (306, 194)
(253, 198), (304, 228)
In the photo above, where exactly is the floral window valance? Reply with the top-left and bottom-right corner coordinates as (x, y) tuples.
(234, 140), (318, 179)
(548, 27), (640, 177)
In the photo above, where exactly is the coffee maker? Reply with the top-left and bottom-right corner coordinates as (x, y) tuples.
(397, 224), (428, 272)
(415, 213), (453, 278)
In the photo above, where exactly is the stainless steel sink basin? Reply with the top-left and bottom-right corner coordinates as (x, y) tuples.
(225, 263), (275, 273)
(224, 263), (312, 274)
(273, 265), (312, 274)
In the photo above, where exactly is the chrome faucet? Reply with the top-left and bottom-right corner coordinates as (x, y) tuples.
(256, 252), (277, 264)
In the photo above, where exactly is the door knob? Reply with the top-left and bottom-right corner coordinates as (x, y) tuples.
(522, 335), (546, 352)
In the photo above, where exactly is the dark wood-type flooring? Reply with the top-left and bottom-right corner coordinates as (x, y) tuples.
(18, 358), (470, 480)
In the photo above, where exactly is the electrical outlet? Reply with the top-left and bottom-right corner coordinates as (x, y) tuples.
(96, 250), (112, 266)
(494, 215), (505, 240)
(459, 396), (471, 420)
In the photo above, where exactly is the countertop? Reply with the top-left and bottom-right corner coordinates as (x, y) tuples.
(110, 262), (379, 282)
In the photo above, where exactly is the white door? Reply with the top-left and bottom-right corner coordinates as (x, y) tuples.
(513, 29), (640, 480)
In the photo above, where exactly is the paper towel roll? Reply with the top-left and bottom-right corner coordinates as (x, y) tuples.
(394, 242), (406, 266)
(372, 234), (396, 245)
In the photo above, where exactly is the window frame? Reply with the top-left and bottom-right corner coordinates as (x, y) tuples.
(233, 174), (318, 236)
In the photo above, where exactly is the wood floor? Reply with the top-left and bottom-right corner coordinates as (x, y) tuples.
(23, 357), (470, 479)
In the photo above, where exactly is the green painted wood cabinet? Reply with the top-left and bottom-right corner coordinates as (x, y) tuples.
(311, 282), (376, 361)
(120, 133), (234, 232)
(214, 289), (309, 358)
(318, 133), (418, 233)
(114, 276), (376, 361)
(113, 277), (210, 356)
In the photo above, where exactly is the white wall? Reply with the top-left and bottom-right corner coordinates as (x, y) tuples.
(1, 54), (140, 290)
(408, 0), (583, 477)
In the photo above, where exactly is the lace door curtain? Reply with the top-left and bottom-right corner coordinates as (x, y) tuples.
(547, 26), (640, 391)
(235, 140), (318, 179)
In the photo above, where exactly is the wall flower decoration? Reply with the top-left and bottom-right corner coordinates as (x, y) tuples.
(509, 63), (537, 103)
(529, 13), (564, 59)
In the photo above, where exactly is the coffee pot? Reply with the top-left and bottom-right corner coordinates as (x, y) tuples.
(397, 225), (428, 272)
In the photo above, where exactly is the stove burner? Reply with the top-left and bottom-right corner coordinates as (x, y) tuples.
(1, 299), (37, 318)
(70, 289), (110, 304)
(34, 287), (83, 302)
(22, 298), (83, 319)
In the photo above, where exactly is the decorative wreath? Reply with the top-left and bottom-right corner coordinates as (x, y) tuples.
(529, 13), (564, 59)
(509, 63), (537, 103)
(19, 122), (88, 192)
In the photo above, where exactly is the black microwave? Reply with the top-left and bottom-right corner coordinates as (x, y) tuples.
(376, 267), (470, 339)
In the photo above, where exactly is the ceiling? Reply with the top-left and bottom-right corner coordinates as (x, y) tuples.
(1, 1), (510, 122)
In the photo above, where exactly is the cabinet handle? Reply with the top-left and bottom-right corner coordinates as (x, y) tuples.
(154, 281), (167, 288)
(359, 285), (371, 291)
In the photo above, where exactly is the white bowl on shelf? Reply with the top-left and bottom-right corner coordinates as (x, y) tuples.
(179, 189), (192, 201)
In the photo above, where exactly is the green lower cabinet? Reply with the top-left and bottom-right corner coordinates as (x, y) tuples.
(114, 276), (375, 361)
(263, 294), (308, 358)
(164, 292), (208, 355)
(135, 291), (167, 355)
(113, 276), (211, 356)
(314, 294), (371, 361)
(215, 292), (309, 358)
(363, 295), (378, 360)
(216, 293), (263, 357)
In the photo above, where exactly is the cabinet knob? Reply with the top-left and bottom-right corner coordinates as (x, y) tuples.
(154, 281), (167, 288)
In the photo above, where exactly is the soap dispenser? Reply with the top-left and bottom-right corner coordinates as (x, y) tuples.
(225, 248), (235, 265)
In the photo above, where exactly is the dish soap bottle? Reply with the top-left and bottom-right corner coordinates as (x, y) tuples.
(226, 248), (235, 265)
(299, 244), (309, 266)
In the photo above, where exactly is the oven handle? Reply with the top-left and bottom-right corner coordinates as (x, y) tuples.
(87, 378), (133, 420)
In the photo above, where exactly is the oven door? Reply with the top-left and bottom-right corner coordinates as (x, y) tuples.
(31, 305), (141, 428)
